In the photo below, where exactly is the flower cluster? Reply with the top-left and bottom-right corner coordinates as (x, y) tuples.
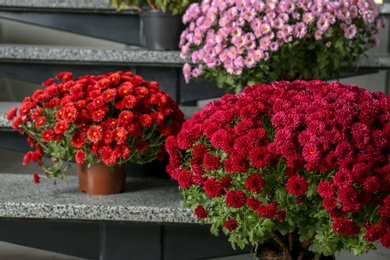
(7, 71), (184, 181)
(180, 0), (384, 93)
(166, 80), (390, 258)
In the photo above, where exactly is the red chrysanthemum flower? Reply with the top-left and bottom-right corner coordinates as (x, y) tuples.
(6, 107), (18, 121)
(118, 110), (134, 125)
(332, 218), (360, 236)
(92, 109), (106, 122)
(258, 202), (278, 219)
(193, 144), (208, 158)
(54, 120), (69, 134)
(108, 72), (121, 85)
(333, 168), (354, 188)
(35, 116), (47, 128)
(62, 106), (78, 123)
(286, 175), (308, 196)
(31, 108), (43, 120)
(363, 176), (381, 193)
(220, 176), (232, 189)
(41, 129), (55, 141)
(22, 152), (32, 165)
(364, 224), (383, 242)
(118, 82), (134, 97)
(33, 172), (40, 184)
(249, 146), (271, 169)
(226, 190), (247, 209)
(114, 144), (131, 159)
(229, 154), (250, 173)
(135, 140), (148, 153)
(323, 197), (338, 211)
(203, 153), (221, 171)
(139, 114), (153, 128)
(380, 232), (390, 249)
(86, 125), (103, 143)
(247, 197), (262, 211)
(194, 205), (208, 219)
(317, 180), (336, 198)
(75, 149), (85, 164)
(102, 88), (117, 103)
(223, 218), (238, 232)
(204, 178), (223, 198)
(178, 169), (193, 188)
(123, 95), (137, 109)
(112, 127), (128, 144)
(71, 132), (86, 148)
(245, 174), (265, 193)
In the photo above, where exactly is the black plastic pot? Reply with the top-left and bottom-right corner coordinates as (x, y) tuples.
(139, 10), (183, 50)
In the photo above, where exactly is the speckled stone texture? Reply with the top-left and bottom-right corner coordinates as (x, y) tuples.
(0, 0), (110, 9)
(357, 55), (390, 69)
(0, 102), (19, 128)
(0, 45), (186, 66)
(0, 173), (196, 223)
(0, 45), (386, 68)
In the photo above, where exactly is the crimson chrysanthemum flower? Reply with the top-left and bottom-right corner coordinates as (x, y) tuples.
(245, 174), (265, 194)
(33, 172), (40, 184)
(62, 105), (78, 122)
(178, 169), (193, 188)
(71, 132), (86, 148)
(247, 197), (262, 211)
(258, 202), (278, 219)
(118, 110), (134, 125)
(333, 168), (354, 188)
(92, 109), (106, 122)
(41, 129), (55, 141)
(364, 224), (383, 242)
(332, 218), (360, 236)
(286, 175), (308, 196)
(123, 95), (137, 109)
(35, 116), (47, 128)
(135, 140), (148, 153)
(203, 153), (221, 171)
(223, 218), (238, 232)
(86, 125), (103, 143)
(75, 149), (85, 164)
(317, 180), (336, 198)
(54, 120), (69, 134)
(226, 190), (247, 209)
(203, 178), (223, 198)
(380, 233), (390, 249)
(112, 127), (128, 144)
(118, 82), (133, 97)
(102, 88), (117, 103)
(139, 114), (153, 128)
(194, 205), (208, 219)
(6, 107), (18, 121)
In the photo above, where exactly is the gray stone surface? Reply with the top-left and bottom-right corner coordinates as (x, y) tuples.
(0, 173), (196, 223)
(0, 45), (185, 66)
(0, 45), (387, 69)
(0, 0), (111, 9)
(357, 55), (390, 69)
(379, 3), (390, 15)
(0, 102), (19, 128)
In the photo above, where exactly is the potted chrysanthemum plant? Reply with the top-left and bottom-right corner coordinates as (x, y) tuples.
(166, 80), (390, 259)
(180, 0), (385, 93)
(7, 71), (184, 195)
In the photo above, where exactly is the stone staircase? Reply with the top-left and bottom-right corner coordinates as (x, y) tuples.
(0, 1), (389, 259)
(0, 1), (389, 144)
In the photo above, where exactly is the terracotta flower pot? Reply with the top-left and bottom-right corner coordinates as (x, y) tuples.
(77, 163), (126, 195)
